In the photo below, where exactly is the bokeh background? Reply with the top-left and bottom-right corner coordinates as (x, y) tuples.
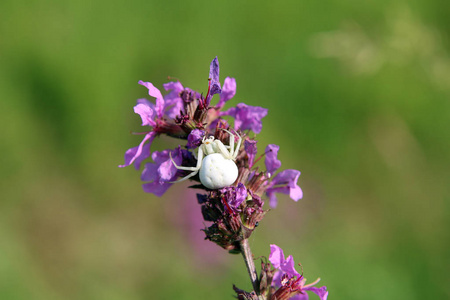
(1, 0), (449, 299)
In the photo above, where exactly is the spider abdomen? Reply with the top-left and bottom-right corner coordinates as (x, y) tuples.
(199, 153), (238, 189)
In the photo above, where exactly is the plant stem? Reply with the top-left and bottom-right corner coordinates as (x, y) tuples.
(239, 239), (264, 299)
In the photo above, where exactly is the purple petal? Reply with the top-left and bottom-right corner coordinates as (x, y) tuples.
(217, 77), (236, 108)
(208, 118), (229, 132)
(163, 81), (184, 93)
(209, 56), (221, 97)
(266, 185), (302, 208)
(121, 146), (141, 168)
(290, 294), (309, 300)
(269, 244), (286, 269)
(221, 103), (268, 134)
(187, 129), (205, 149)
(119, 132), (156, 169)
(266, 189), (279, 208)
(138, 81), (165, 118)
(232, 183), (247, 208)
(131, 142), (151, 170)
(290, 185), (303, 201)
(281, 255), (300, 277)
(163, 81), (185, 119)
(140, 147), (183, 197)
(141, 161), (159, 182)
(265, 144), (281, 176)
(244, 139), (258, 168)
(303, 286), (328, 300)
(271, 169), (303, 201)
(142, 181), (172, 197)
(134, 102), (157, 127)
(158, 153), (180, 182)
(151, 148), (183, 182)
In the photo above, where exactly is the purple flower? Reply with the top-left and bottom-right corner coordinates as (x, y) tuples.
(269, 244), (328, 300)
(259, 144), (302, 208)
(119, 79), (193, 170)
(221, 103), (268, 134)
(266, 169), (303, 208)
(244, 139), (258, 168)
(119, 81), (168, 169)
(269, 244), (301, 285)
(140, 147), (185, 197)
(220, 183), (248, 211)
(187, 129), (205, 149)
(265, 144), (282, 176)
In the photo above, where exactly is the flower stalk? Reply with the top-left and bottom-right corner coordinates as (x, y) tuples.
(120, 57), (328, 300)
(239, 239), (263, 298)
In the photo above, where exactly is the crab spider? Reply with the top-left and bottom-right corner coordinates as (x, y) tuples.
(170, 129), (242, 189)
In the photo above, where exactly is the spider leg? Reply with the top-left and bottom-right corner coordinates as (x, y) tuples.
(214, 139), (233, 160)
(218, 128), (236, 157)
(169, 152), (199, 171)
(169, 147), (204, 184)
(170, 169), (200, 184)
(232, 131), (242, 160)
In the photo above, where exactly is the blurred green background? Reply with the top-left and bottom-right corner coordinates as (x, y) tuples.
(1, 0), (449, 299)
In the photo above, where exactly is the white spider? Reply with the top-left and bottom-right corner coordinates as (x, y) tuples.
(170, 129), (242, 189)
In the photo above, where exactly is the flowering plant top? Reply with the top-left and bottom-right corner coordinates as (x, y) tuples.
(120, 57), (302, 207)
(120, 57), (327, 299)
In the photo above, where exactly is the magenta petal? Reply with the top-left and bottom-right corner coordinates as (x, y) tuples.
(290, 185), (303, 201)
(209, 57), (220, 82)
(138, 81), (165, 118)
(140, 147), (183, 197)
(217, 77), (236, 108)
(267, 190), (279, 208)
(187, 129), (205, 149)
(290, 294), (309, 300)
(281, 255), (300, 277)
(266, 186), (295, 208)
(163, 81), (185, 119)
(141, 161), (159, 182)
(129, 132), (155, 168)
(244, 139), (258, 168)
(209, 56), (221, 97)
(134, 103), (156, 127)
(163, 81), (184, 93)
(269, 169), (303, 202)
(119, 132), (155, 169)
(131, 142), (151, 170)
(149, 148), (182, 182)
(233, 183), (247, 208)
(303, 287), (328, 300)
(120, 145), (140, 168)
(269, 244), (285, 269)
(165, 101), (184, 119)
(270, 245), (300, 277)
(158, 155), (179, 182)
(272, 169), (300, 186)
(222, 103), (268, 134)
(142, 181), (172, 197)
(265, 144), (281, 175)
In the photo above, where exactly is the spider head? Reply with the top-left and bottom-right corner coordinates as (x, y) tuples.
(203, 135), (215, 145)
